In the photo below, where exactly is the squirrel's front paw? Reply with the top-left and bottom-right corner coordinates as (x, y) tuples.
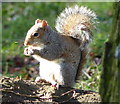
(51, 82), (59, 89)
(24, 47), (34, 56)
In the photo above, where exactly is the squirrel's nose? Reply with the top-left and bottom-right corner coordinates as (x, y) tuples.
(24, 41), (30, 46)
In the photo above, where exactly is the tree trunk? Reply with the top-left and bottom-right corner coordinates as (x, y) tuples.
(0, 77), (101, 103)
(100, 2), (120, 103)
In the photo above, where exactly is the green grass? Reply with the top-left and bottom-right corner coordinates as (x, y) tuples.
(2, 2), (113, 91)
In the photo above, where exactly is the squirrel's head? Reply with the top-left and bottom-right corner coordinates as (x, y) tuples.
(24, 19), (48, 46)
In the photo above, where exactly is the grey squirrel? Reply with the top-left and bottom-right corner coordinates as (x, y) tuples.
(24, 5), (97, 88)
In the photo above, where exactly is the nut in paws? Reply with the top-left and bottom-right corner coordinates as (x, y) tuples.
(24, 47), (34, 56)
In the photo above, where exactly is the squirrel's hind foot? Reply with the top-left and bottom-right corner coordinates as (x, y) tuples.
(35, 76), (48, 83)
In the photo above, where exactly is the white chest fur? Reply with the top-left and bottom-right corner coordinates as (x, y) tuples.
(32, 55), (64, 84)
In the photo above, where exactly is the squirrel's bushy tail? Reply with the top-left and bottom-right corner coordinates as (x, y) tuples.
(55, 5), (97, 49)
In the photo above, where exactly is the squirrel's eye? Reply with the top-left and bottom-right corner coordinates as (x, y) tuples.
(33, 33), (39, 37)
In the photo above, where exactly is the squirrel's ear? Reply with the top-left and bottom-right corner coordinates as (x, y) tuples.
(41, 20), (48, 27)
(35, 19), (41, 24)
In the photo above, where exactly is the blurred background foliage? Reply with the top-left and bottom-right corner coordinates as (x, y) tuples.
(2, 2), (113, 92)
